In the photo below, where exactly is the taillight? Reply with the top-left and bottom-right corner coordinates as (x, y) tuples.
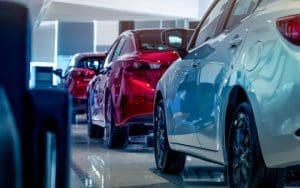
(72, 69), (95, 77)
(123, 61), (161, 71)
(276, 14), (300, 46)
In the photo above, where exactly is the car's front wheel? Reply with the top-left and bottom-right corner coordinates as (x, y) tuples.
(154, 99), (186, 174)
(228, 102), (285, 188)
(105, 94), (128, 149)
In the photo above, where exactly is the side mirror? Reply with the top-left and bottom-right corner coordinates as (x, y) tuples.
(162, 29), (194, 58)
(53, 69), (63, 78)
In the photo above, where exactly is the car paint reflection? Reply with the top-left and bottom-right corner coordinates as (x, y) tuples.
(71, 125), (227, 187)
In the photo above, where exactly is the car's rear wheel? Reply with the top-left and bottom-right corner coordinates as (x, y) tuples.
(87, 94), (104, 138)
(228, 102), (285, 188)
(105, 94), (128, 149)
(154, 99), (186, 173)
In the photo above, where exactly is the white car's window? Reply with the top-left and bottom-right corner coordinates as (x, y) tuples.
(194, 0), (230, 47)
(225, 0), (260, 30)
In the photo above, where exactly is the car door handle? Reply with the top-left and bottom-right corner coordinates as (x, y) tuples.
(192, 63), (199, 68)
(229, 37), (243, 49)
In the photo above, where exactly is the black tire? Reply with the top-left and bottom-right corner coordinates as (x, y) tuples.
(105, 94), (128, 149)
(87, 95), (104, 138)
(154, 99), (186, 174)
(227, 102), (285, 188)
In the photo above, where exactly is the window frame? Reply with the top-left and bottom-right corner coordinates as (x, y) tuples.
(111, 37), (126, 62)
(188, 0), (233, 50)
(103, 38), (121, 68)
(223, 0), (262, 32)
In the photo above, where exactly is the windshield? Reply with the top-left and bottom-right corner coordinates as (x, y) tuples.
(137, 30), (169, 51)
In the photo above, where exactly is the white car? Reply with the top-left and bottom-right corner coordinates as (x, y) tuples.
(154, 0), (300, 187)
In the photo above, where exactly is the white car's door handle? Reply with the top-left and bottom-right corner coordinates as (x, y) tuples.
(192, 63), (199, 68)
(229, 37), (243, 48)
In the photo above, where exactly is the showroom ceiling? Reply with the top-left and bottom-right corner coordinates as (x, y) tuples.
(41, 0), (209, 22)
(15, 0), (213, 26)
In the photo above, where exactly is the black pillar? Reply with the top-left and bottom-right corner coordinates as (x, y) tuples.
(58, 22), (93, 56)
(119, 21), (135, 34)
(189, 21), (199, 29)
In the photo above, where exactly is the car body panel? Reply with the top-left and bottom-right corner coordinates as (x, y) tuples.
(88, 29), (181, 128)
(156, 0), (300, 168)
(238, 0), (300, 167)
(63, 52), (106, 113)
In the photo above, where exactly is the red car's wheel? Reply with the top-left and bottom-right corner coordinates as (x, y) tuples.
(105, 94), (128, 149)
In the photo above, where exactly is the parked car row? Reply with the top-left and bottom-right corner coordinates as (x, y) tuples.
(54, 52), (106, 121)
(86, 29), (193, 148)
(153, 0), (300, 187)
(54, 0), (300, 186)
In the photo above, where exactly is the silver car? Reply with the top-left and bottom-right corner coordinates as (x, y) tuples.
(154, 0), (300, 187)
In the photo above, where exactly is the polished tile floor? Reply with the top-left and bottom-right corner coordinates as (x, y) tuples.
(71, 124), (299, 188)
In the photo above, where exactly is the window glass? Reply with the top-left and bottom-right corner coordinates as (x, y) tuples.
(258, 0), (278, 7)
(137, 30), (168, 51)
(194, 0), (230, 47)
(225, 0), (260, 29)
(103, 40), (119, 68)
(111, 37), (126, 61)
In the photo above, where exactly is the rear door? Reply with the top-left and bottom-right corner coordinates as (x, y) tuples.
(193, 0), (261, 151)
(92, 39), (125, 124)
(168, 0), (231, 148)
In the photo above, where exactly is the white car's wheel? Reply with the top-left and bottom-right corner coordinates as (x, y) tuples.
(228, 102), (285, 188)
(154, 99), (186, 173)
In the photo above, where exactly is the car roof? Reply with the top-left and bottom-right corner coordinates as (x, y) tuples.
(120, 28), (168, 37)
(70, 52), (107, 65)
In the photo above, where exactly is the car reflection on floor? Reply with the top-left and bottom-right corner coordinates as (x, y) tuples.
(71, 124), (227, 188)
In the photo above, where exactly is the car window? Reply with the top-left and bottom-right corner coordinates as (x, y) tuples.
(225, 0), (260, 30)
(111, 37), (126, 61)
(194, 0), (230, 47)
(103, 39), (120, 68)
(77, 58), (104, 70)
(258, 0), (277, 7)
(137, 30), (168, 51)
(120, 38), (135, 55)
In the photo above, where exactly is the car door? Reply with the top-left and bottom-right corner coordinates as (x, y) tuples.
(165, 56), (201, 148)
(193, 0), (261, 151)
(92, 39), (125, 124)
(167, 0), (231, 148)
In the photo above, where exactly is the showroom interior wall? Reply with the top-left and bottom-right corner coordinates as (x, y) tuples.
(30, 21), (58, 88)
(29, 19), (191, 88)
(29, 0), (214, 88)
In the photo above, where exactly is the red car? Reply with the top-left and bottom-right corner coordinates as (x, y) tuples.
(87, 29), (193, 148)
(54, 52), (106, 121)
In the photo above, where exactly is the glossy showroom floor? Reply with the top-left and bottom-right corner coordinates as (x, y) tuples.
(70, 121), (300, 188)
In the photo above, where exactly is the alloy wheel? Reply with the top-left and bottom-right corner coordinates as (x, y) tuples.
(154, 101), (167, 170)
(229, 112), (253, 188)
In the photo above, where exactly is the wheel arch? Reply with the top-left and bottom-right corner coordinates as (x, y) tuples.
(224, 85), (251, 163)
